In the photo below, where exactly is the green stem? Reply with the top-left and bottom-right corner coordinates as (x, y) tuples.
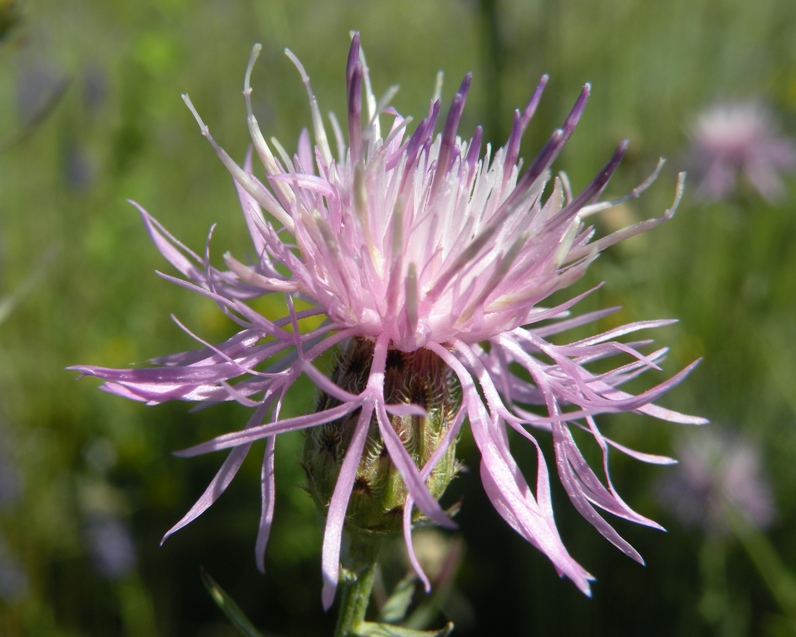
(728, 510), (796, 621)
(334, 535), (381, 637)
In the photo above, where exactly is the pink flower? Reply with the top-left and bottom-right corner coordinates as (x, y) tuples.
(71, 34), (705, 607)
(690, 100), (796, 202)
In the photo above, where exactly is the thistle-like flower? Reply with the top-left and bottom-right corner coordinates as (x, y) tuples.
(689, 100), (796, 202)
(71, 34), (705, 607)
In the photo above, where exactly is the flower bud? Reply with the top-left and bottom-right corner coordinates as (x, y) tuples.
(303, 338), (460, 536)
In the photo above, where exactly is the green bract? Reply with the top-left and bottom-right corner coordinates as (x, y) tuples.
(304, 339), (460, 536)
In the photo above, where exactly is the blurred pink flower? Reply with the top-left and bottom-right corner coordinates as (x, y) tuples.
(656, 430), (775, 535)
(690, 100), (796, 202)
(72, 34), (705, 606)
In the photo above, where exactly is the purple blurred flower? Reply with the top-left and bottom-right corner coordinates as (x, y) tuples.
(84, 512), (137, 580)
(0, 535), (28, 604)
(690, 100), (796, 202)
(656, 430), (775, 535)
(71, 35), (705, 606)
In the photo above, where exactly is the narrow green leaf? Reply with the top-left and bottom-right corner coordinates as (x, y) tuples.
(378, 575), (417, 624)
(201, 567), (270, 637)
(356, 620), (454, 637)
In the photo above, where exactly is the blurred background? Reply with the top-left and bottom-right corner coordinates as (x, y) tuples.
(2, 0), (796, 635)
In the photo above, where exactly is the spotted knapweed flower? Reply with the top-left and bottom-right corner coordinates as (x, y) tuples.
(689, 100), (796, 202)
(71, 34), (706, 607)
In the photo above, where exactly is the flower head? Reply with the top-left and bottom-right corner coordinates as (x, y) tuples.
(689, 100), (796, 202)
(71, 34), (705, 607)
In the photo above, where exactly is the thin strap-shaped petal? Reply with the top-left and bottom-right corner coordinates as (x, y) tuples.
(175, 401), (359, 456)
(375, 401), (456, 529)
(255, 435), (277, 573)
(161, 401), (274, 544)
(321, 401), (374, 609)
(426, 341), (593, 593)
(161, 443), (251, 544)
(403, 405), (467, 591)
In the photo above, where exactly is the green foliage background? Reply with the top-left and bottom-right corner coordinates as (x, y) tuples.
(1, 0), (796, 635)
